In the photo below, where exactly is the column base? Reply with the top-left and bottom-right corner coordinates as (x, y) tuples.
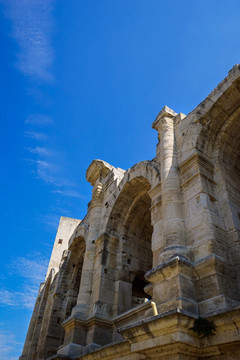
(57, 343), (83, 358)
(145, 255), (198, 315)
(61, 314), (113, 357)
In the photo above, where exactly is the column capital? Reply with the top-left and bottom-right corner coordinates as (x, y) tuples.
(152, 106), (177, 132)
(86, 159), (114, 186)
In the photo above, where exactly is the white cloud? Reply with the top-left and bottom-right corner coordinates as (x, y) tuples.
(0, 288), (37, 309)
(3, 0), (55, 82)
(24, 130), (48, 140)
(34, 160), (77, 188)
(0, 329), (21, 360)
(8, 255), (48, 283)
(24, 157), (81, 194)
(0, 254), (49, 309)
(27, 146), (52, 156)
(23, 158), (55, 184)
(52, 189), (84, 199)
(35, 159), (57, 184)
(25, 114), (53, 125)
(40, 213), (61, 229)
(0, 290), (18, 307)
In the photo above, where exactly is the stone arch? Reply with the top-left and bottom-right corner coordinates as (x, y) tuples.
(121, 160), (160, 190)
(179, 70), (240, 263)
(192, 65), (240, 162)
(106, 160), (160, 243)
(179, 66), (240, 165)
(196, 105), (240, 160)
(198, 105), (240, 309)
(62, 236), (86, 320)
(211, 109), (240, 264)
(68, 222), (89, 248)
(24, 270), (55, 360)
(105, 161), (160, 225)
(35, 236), (86, 359)
(186, 95), (240, 269)
(106, 162), (160, 314)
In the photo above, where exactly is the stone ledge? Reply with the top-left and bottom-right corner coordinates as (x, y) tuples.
(152, 106), (177, 130)
(62, 314), (113, 330)
(117, 307), (197, 330)
(86, 160), (115, 186)
(145, 255), (194, 283)
(114, 301), (152, 323)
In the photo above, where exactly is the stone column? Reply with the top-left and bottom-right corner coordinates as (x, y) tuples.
(152, 106), (188, 262)
(58, 161), (113, 357)
(179, 152), (240, 313)
(73, 180), (104, 319)
(146, 107), (197, 315)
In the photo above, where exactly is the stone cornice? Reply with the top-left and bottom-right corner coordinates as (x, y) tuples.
(145, 255), (194, 283)
(152, 105), (177, 131)
(62, 314), (113, 332)
(86, 159), (115, 186)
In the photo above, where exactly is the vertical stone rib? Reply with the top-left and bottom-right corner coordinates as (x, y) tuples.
(73, 184), (103, 317)
(152, 106), (187, 262)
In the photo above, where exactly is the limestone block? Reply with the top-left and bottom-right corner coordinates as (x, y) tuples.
(57, 343), (84, 357)
(115, 280), (132, 315)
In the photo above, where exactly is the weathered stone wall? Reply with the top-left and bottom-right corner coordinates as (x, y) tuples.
(20, 65), (240, 360)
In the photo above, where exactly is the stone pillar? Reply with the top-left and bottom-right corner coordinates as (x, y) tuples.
(58, 160), (114, 357)
(89, 233), (118, 318)
(179, 152), (240, 313)
(58, 182), (104, 357)
(146, 107), (197, 315)
(73, 181), (104, 319)
(152, 106), (188, 262)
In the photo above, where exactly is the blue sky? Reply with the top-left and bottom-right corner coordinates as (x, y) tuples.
(0, 1), (240, 358)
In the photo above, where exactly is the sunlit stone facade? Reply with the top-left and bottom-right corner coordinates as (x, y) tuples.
(20, 65), (240, 360)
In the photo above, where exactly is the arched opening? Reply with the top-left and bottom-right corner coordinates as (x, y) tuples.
(213, 117), (240, 266)
(27, 275), (53, 360)
(62, 238), (85, 320)
(37, 237), (86, 358)
(58, 237), (86, 345)
(193, 99), (240, 308)
(195, 100), (240, 267)
(121, 189), (152, 306)
(107, 177), (153, 314)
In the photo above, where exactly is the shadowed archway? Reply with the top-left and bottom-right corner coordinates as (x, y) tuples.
(107, 176), (153, 314)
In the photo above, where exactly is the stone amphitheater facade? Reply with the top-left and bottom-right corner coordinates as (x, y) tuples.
(20, 65), (240, 360)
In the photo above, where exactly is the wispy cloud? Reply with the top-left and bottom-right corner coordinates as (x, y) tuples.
(40, 213), (62, 229)
(25, 113), (54, 125)
(24, 156), (81, 192)
(24, 130), (48, 140)
(0, 290), (17, 307)
(0, 288), (37, 309)
(0, 329), (21, 360)
(3, 0), (55, 82)
(2, 0), (84, 220)
(34, 160), (74, 187)
(35, 160), (57, 183)
(8, 255), (48, 283)
(23, 158), (57, 184)
(52, 189), (84, 199)
(27, 146), (52, 156)
(0, 253), (49, 309)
